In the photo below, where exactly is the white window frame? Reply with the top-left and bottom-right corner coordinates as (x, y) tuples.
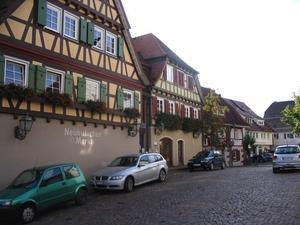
(185, 105), (190, 118)
(45, 67), (64, 94)
(166, 65), (173, 82)
(193, 108), (198, 119)
(63, 11), (79, 40)
(45, 2), (62, 33)
(85, 78), (100, 101)
(4, 56), (29, 87)
(93, 25), (105, 51)
(123, 89), (134, 109)
(106, 31), (117, 56)
(183, 73), (188, 89)
(157, 97), (164, 112)
(169, 101), (175, 115)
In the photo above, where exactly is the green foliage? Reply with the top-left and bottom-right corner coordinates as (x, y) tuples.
(155, 113), (182, 131)
(202, 89), (228, 147)
(41, 91), (72, 107)
(0, 83), (35, 100)
(85, 100), (107, 113)
(242, 133), (256, 157)
(182, 118), (202, 133)
(282, 96), (300, 135)
(124, 108), (140, 118)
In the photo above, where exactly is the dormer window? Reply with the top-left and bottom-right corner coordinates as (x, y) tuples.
(166, 65), (173, 82)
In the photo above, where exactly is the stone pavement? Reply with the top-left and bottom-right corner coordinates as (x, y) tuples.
(9, 165), (300, 225)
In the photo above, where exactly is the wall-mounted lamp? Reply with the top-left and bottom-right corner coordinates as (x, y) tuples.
(154, 123), (164, 135)
(128, 119), (138, 137)
(15, 115), (33, 140)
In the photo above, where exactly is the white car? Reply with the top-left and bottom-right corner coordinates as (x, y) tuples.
(91, 153), (168, 192)
(272, 145), (300, 173)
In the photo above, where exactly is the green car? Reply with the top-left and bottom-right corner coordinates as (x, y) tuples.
(0, 163), (87, 223)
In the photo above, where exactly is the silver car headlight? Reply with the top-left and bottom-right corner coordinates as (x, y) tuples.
(110, 176), (124, 180)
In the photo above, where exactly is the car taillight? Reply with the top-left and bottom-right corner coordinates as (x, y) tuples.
(272, 155), (277, 160)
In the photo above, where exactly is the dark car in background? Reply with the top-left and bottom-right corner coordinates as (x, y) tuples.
(188, 150), (226, 171)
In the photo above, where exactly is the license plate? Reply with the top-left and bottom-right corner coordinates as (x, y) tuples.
(96, 181), (104, 185)
(193, 163), (201, 166)
(282, 157), (293, 161)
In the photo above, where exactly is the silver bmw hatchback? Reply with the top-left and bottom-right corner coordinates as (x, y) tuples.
(91, 153), (168, 192)
(272, 145), (300, 173)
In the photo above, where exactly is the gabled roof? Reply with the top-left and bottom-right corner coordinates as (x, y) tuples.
(132, 33), (198, 75)
(202, 87), (249, 127)
(224, 98), (262, 120)
(264, 101), (294, 131)
(264, 101), (294, 119)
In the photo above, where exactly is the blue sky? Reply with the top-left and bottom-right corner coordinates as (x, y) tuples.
(123, 0), (300, 117)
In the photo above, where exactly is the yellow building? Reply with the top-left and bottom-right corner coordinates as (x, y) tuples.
(133, 34), (204, 166)
(0, 0), (149, 188)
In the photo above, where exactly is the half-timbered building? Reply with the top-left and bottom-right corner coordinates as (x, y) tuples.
(0, 0), (149, 188)
(133, 33), (204, 166)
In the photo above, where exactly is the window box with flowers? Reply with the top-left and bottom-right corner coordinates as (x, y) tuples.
(40, 91), (73, 107)
(155, 112), (182, 131)
(123, 108), (140, 119)
(0, 83), (36, 101)
(84, 100), (107, 114)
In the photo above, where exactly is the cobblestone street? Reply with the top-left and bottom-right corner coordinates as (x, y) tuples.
(20, 165), (300, 225)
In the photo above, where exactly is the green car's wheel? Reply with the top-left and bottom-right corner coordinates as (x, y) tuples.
(20, 203), (36, 224)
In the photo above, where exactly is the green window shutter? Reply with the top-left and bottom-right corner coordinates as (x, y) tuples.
(36, 0), (46, 26)
(77, 77), (86, 103)
(100, 83), (107, 104)
(79, 19), (87, 43)
(36, 65), (46, 94)
(0, 53), (5, 85)
(87, 22), (94, 45)
(117, 37), (124, 58)
(134, 92), (139, 110)
(64, 73), (73, 97)
(117, 88), (124, 110)
(28, 64), (37, 90)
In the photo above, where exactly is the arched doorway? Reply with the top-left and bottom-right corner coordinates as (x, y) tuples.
(160, 138), (173, 166)
(178, 140), (184, 166)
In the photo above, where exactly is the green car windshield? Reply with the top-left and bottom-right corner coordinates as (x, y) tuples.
(10, 169), (43, 189)
(109, 156), (138, 167)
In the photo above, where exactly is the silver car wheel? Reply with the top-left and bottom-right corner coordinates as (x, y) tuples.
(158, 169), (166, 182)
(124, 177), (134, 192)
(221, 162), (225, 169)
(21, 205), (35, 223)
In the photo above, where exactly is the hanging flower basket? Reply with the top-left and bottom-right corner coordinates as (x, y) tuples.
(85, 100), (107, 113)
(0, 83), (36, 101)
(182, 118), (202, 133)
(155, 112), (182, 131)
(41, 91), (73, 107)
(124, 108), (140, 118)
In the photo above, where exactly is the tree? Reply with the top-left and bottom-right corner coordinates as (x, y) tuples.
(201, 90), (228, 148)
(282, 96), (300, 135)
(242, 133), (256, 157)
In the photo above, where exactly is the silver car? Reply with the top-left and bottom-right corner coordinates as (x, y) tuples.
(272, 145), (300, 173)
(91, 153), (168, 192)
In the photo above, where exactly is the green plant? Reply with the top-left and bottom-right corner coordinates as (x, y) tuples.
(282, 95), (300, 134)
(0, 83), (35, 100)
(85, 100), (107, 113)
(182, 118), (202, 133)
(124, 108), (140, 118)
(41, 91), (72, 107)
(155, 113), (182, 131)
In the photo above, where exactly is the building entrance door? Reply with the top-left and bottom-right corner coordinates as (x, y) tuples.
(160, 138), (173, 166)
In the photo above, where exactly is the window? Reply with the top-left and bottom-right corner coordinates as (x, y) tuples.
(194, 108), (198, 119)
(185, 106), (190, 118)
(274, 133), (279, 139)
(287, 133), (294, 139)
(93, 26), (105, 50)
(46, 3), (61, 33)
(46, 68), (63, 93)
(166, 65), (173, 82)
(41, 168), (63, 186)
(139, 155), (149, 164)
(169, 101), (175, 115)
(106, 32), (117, 55)
(184, 74), (188, 88)
(63, 165), (80, 179)
(157, 98), (164, 112)
(284, 133), (287, 139)
(4, 56), (28, 87)
(148, 155), (156, 163)
(63, 11), (78, 40)
(124, 89), (134, 108)
(86, 79), (100, 101)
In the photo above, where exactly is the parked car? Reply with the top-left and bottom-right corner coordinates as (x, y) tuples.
(91, 153), (168, 192)
(0, 163), (87, 224)
(272, 145), (300, 173)
(188, 150), (226, 171)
